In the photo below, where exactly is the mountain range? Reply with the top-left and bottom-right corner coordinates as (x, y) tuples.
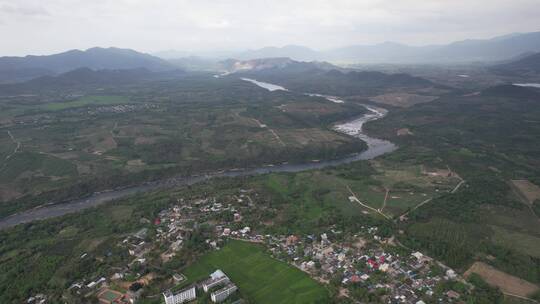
(2, 31), (540, 84)
(228, 57), (434, 96)
(157, 31), (540, 64)
(0, 67), (191, 96)
(0, 47), (174, 83)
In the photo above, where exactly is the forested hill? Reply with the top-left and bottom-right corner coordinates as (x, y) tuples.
(234, 60), (434, 96)
(492, 52), (540, 75)
(481, 84), (540, 99)
(0, 68), (188, 94)
(0, 47), (175, 83)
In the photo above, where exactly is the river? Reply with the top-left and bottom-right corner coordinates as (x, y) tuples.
(513, 83), (540, 88)
(0, 78), (396, 230)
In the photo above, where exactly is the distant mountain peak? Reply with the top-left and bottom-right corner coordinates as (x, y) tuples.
(0, 47), (174, 83)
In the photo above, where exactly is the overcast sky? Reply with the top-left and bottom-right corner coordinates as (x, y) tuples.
(1, 0), (539, 56)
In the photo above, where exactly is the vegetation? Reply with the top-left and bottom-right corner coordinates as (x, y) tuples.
(1, 59), (539, 304)
(238, 63), (435, 97)
(366, 85), (540, 283)
(0, 160), (398, 303)
(182, 240), (329, 304)
(0, 74), (367, 217)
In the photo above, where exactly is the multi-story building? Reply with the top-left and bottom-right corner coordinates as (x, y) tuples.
(210, 284), (238, 303)
(202, 270), (230, 292)
(163, 286), (196, 304)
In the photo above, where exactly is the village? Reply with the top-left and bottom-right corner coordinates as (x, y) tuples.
(45, 189), (469, 304)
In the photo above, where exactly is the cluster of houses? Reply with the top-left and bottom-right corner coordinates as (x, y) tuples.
(155, 202), (196, 262)
(154, 193), (466, 304)
(83, 103), (160, 115)
(49, 188), (468, 304)
(63, 226), (160, 304)
(26, 294), (47, 304)
(154, 191), (261, 259)
(66, 274), (142, 304)
(163, 270), (238, 304)
(239, 227), (465, 304)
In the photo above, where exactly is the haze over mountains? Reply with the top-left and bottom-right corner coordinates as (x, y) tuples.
(157, 31), (540, 63)
(2, 31), (540, 85)
(227, 57), (434, 96)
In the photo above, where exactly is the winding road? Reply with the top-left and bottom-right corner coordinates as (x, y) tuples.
(0, 130), (21, 171)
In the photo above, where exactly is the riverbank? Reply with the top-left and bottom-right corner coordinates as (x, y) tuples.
(0, 78), (397, 230)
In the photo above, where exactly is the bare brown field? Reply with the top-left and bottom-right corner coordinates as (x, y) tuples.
(76, 163), (91, 174)
(126, 159), (146, 171)
(369, 93), (437, 108)
(511, 180), (540, 205)
(397, 128), (413, 136)
(134, 136), (157, 145)
(277, 101), (342, 115)
(0, 186), (21, 202)
(465, 262), (539, 297)
(280, 128), (345, 146)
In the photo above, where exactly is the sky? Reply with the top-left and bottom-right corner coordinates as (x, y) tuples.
(1, 0), (539, 56)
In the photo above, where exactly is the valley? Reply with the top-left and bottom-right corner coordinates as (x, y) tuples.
(1, 32), (540, 304)
(0, 77), (396, 229)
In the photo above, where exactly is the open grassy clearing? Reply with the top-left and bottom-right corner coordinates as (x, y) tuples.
(482, 205), (540, 234)
(181, 240), (329, 304)
(260, 158), (460, 221)
(264, 170), (369, 215)
(357, 161), (459, 217)
(490, 225), (540, 259)
(38, 95), (130, 111)
(0, 151), (77, 183)
(511, 180), (540, 205)
(0, 95), (130, 117)
(369, 92), (438, 108)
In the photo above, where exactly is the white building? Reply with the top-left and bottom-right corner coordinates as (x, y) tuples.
(210, 284), (238, 303)
(379, 263), (390, 272)
(240, 226), (251, 234)
(163, 286), (196, 304)
(446, 269), (457, 279)
(202, 270), (230, 292)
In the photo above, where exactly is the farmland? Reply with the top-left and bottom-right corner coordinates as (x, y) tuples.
(0, 51), (539, 304)
(0, 74), (367, 217)
(369, 93), (438, 108)
(511, 180), (540, 205)
(38, 95), (129, 111)
(256, 157), (459, 232)
(365, 84), (540, 288)
(465, 262), (539, 298)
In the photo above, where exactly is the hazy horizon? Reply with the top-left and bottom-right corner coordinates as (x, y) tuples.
(1, 0), (540, 56)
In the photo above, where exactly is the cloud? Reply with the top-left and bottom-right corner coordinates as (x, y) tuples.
(0, 0), (539, 55)
(0, 2), (49, 16)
